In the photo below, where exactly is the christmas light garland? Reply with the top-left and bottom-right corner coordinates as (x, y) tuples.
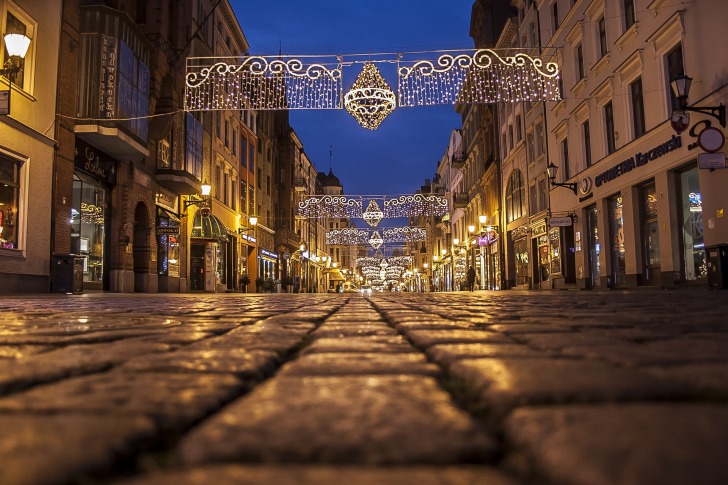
(297, 194), (448, 220)
(325, 226), (426, 245)
(185, 49), (561, 129)
(383, 194), (448, 218)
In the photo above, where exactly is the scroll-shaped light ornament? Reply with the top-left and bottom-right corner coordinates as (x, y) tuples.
(344, 63), (396, 130)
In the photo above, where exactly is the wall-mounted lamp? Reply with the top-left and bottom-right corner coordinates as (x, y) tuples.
(184, 180), (212, 212)
(0, 33), (31, 78)
(671, 73), (726, 128)
(238, 215), (257, 235)
(467, 224), (476, 234)
(547, 162), (577, 195)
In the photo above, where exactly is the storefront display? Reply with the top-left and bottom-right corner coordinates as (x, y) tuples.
(608, 195), (625, 287)
(679, 165), (706, 282)
(71, 174), (107, 289)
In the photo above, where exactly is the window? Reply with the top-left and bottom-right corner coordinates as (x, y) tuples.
(583, 121), (592, 167)
(576, 43), (584, 80)
(508, 124), (514, 150)
(506, 169), (526, 223)
(631, 77), (646, 138)
(223, 171), (229, 206)
(605, 101), (616, 154)
(516, 115), (522, 141)
(118, 40), (150, 140)
(526, 132), (535, 163)
(502, 133), (508, 158)
(624, 0), (635, 30)
(666, 44), (684, 111)
(538, 177), (548, 213)
(157, 138), (170, 169)
(552, 1), (559, 32)
(215, 165), (221, 200)
(249, 185), (255, 215)
(0, 154), (21, 249)
(266, 174), (271, 195)
(240, 180), (247, 213)
(231, 177), (236, 211)
(215, 113), (221, 139)
(232, 128), (237, 156)
(241, 136), (248, 167)
(530, 22), (537, 46)
(561, 138), (570, 180)
(185, 113), (203, 179)
(257, 168), (261, 188)
(535, 123), (544, 157)
(248, 143), (255, 172)
(224, 119), (229, 148)
(598, 17), (607, 57)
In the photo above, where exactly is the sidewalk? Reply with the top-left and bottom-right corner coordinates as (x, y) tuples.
(0, 291), (726, 484)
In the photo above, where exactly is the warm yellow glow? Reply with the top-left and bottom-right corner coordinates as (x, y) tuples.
(200, 181), (211, 196)
(453, 238), (459, 246)
(423, 263), (428, 269)
(468, 225), (475, 233)
(433, 255), (438, 262)
(479, 215), (487, 225)
(344, 63), (396, 130)
(4, 33), (31, 59)
(441, 249), (447, 256)
(249, 216), (258, 226)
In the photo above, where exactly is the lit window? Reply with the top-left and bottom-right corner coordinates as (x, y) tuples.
(2, 8), (35, 92)
(0, 154), (22, 249)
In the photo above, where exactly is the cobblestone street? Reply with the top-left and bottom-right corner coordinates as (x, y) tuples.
(0, 290), (727, 485)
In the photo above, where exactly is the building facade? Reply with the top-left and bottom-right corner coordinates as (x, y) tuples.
(0, 0), (61, 293)
(543, 0), (728, 289)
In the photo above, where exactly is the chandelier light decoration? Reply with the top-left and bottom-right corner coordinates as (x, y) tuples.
(185, 49), (560, 129)
(297, 194), (449, 220)
(362, 200), (384, 227)
(344, 63), (397, 130)
(368, 231), (384, 249)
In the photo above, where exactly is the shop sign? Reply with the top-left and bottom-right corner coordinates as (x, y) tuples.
(478, 234), (497, 246)
(594, 135), (682, 188)
(99, 35), (118, 118)
(74, 138), (116, 184)
(549, 216), (573, 227)
(698, 152), (726, 170)
(282, 252), (291, 260)
(261, 249), (278, 259)
(240, 233), (256, 243)
(156, 226), (180, 235)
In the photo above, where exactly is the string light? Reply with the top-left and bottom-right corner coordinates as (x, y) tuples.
(384, 194), (448, 218)
(368, 231), (384, 249)
(362, 200), (384, 227)
(297, 194), (449, 220)
(297, 195), (362, 218)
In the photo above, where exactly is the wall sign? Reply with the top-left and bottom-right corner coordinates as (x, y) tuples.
(594, 135), (682, 187)
(74, 138), (117, 184)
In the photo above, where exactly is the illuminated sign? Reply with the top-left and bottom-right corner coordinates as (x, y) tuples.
(595, 135), (682, 187)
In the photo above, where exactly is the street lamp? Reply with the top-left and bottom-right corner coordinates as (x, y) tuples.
(237, 214), (257, 235)
(184, 180), (212, 213)
(546, 162), (577, 195)
(671, 73), (726, 127)
(0, 33), (31, 78)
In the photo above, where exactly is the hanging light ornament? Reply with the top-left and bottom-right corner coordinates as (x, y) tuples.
(368, 231), (383, 250)
(344, 63), (397, 130)
(362, 200), (384, 227)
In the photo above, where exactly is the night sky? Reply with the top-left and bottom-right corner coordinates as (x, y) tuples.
(233, 0), (476, 196)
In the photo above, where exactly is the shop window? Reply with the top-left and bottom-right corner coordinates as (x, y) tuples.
(608, 195), (626, 287)
(586, 204), (601, 288)
(0, 154), (21, 249)
(678, 166), (706, 281)
(514, 237), (529, 286)
(71, 174), (106, 286)
(156, 210), (180, 277)
(641, 183), (660, 284)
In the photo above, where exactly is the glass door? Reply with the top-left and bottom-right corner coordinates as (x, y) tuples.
(608, 195), (625, 287)
(678, 166), (706, 282)
(641, 183), (660, 285)
(586, 205), (601, 288)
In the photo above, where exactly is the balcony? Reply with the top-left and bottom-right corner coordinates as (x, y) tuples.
(453, 193), (469, 208)
(156, 169), (200, 195)
(451, 151), (467, 169)
(294, 177), (307, 192)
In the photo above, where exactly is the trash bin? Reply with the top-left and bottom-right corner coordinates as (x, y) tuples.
(53, 254), (84, 294)
(705, 244), (728, 289)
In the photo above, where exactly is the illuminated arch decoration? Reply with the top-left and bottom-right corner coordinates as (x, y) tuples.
(297, 194), (449, 220)
(297, 195), (362, 218)
(185, 50), (561, 126)
(325, 226), (426, 245)
(381, 227), (426, 243)
(325, 228), (369, 245)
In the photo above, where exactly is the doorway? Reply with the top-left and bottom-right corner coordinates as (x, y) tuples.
(133, 202), (151, 292)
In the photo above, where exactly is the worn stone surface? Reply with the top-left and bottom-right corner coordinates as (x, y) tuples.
(178, 375), (495, 465)
(114, 465), (520, 485)
(504, 404), (728, 485)
(0, 413), (155, 485)
(0, 291), (726, 485)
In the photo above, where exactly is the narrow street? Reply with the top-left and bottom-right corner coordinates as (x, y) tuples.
(0, 290), (726, 485)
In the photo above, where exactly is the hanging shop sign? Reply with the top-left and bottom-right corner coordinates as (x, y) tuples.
(594, 135), (682, 188)
(156, 226), (180, 235)
(549, 216), (573, 227)
(74, 138), (117, 184)
(260, 249), (278, 259)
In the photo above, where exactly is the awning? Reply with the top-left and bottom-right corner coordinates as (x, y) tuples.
(157, 207), (180, 223)
(191, 212), (229, 241)
(326, 269), (345, 281)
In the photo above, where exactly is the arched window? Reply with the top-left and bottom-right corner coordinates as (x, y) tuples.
(506, 169), (526, 223)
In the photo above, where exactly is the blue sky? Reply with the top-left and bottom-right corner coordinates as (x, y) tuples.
(232, 0), (476, 195)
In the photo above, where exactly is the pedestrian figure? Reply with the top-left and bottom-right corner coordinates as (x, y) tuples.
(467, 266), (476, 292)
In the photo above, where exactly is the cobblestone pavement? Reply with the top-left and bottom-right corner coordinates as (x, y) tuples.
(0, 290), (727, 485)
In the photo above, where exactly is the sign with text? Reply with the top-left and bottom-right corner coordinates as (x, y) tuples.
(74, 138), (117, 184)
(698, 152), (726, 170)
(549, 216), (573, 227)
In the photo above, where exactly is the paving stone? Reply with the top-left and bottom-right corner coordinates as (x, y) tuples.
(643, 363), (728, 397)
(426, 343), (551, 365)
(489, 324), (572, 334)
(0, 371), (244, 430)
(0, 340), (172, 393)
(178, 375), (495, 465)
(514, 332), (631, 352)
(0, 413), (155, 485)
(301, 335), (419, 354)
(278, 352), (440, 376)
(113, 464), (520, 485)
(405, 329), (512, 348)
(503, 403), (728, 485)
(395, 320), (478, 330)
(0, 345), (52, 359)
(312, 324), (396, 338)
(121, 349), (280, 379)
(448, 357), (698, 416)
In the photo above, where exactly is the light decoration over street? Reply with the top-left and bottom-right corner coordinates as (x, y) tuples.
(297, 194), (449, 220)
(368, 231), (384, 249)
(325, 226), (426, 245)
(185, 49), (560, 129)
(344, 63), (397, 130)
